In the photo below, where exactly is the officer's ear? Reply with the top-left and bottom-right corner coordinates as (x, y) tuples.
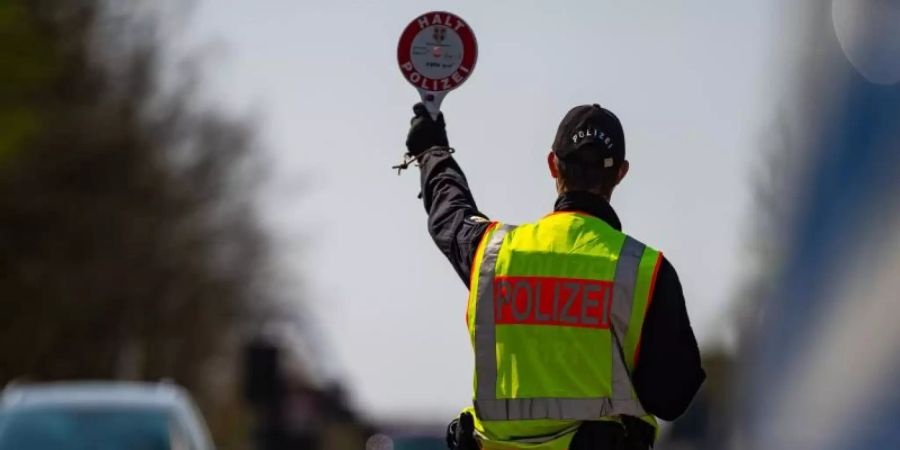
(548, 152), (559, 179)
(615, 160), (630, 185)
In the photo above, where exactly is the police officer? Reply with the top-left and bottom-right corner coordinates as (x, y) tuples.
(405, 103), (705, 450)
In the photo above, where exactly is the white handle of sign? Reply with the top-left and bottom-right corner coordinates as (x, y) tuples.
(419, 90), (447, 121)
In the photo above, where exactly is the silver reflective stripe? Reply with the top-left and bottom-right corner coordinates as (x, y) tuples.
(475, 397), (647, 421)
(610, 237), (646, 405)
(472, 227), (649, 421)
(496, 424), (581, 444)
(474, 224), (515, 404)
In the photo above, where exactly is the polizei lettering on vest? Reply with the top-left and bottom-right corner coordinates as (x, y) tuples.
(493, 276), (613, 329)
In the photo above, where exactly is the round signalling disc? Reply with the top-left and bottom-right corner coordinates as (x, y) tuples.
(397, 11), (478, 118)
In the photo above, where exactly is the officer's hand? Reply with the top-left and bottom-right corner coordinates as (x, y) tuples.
(405, 103), (448, 156)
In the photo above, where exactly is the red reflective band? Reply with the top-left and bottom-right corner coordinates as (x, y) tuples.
(493, 276), (613, 329)
(633, 252), (664, 366)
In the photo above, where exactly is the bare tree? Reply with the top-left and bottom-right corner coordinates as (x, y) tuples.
(0, 0), (276, 444)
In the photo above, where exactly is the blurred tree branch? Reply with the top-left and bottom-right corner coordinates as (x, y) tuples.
(0, 0), (276, 445)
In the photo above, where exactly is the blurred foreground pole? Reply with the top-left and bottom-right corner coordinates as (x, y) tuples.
(734, 1), (900, 449)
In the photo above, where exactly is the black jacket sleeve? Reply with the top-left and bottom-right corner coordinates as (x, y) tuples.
(631, 257), (706, 421)
(418, 150), (491, 286)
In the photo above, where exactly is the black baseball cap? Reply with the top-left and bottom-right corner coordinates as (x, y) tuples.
(551, 104), (625, 168)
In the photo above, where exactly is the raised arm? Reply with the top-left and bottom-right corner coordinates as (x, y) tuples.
(405, 104), (491, 286)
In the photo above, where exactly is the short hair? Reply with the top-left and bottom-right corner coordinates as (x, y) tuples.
(556, 149), (621, 195)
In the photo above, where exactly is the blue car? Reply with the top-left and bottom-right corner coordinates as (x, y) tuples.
(0, 382), (214, 450)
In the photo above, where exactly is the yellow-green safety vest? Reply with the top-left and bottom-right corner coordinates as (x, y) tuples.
(463, 212), (663, 450)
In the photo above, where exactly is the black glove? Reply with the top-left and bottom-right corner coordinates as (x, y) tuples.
(445, 412), (478, 450)
(405, 102), (449, 156)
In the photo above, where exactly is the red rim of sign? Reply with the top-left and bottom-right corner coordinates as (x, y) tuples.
(397, 11), (478, 92)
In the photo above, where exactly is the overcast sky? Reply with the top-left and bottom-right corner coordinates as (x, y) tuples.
(179, 0), (780, 421)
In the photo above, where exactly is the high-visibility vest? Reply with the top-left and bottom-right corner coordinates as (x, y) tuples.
(462, 212), (663, 450)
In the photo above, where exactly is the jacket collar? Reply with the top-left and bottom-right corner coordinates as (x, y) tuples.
(553, 191), (622, 231)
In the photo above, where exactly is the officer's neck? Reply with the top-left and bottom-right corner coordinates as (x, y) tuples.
(553, 190), (622, 231)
